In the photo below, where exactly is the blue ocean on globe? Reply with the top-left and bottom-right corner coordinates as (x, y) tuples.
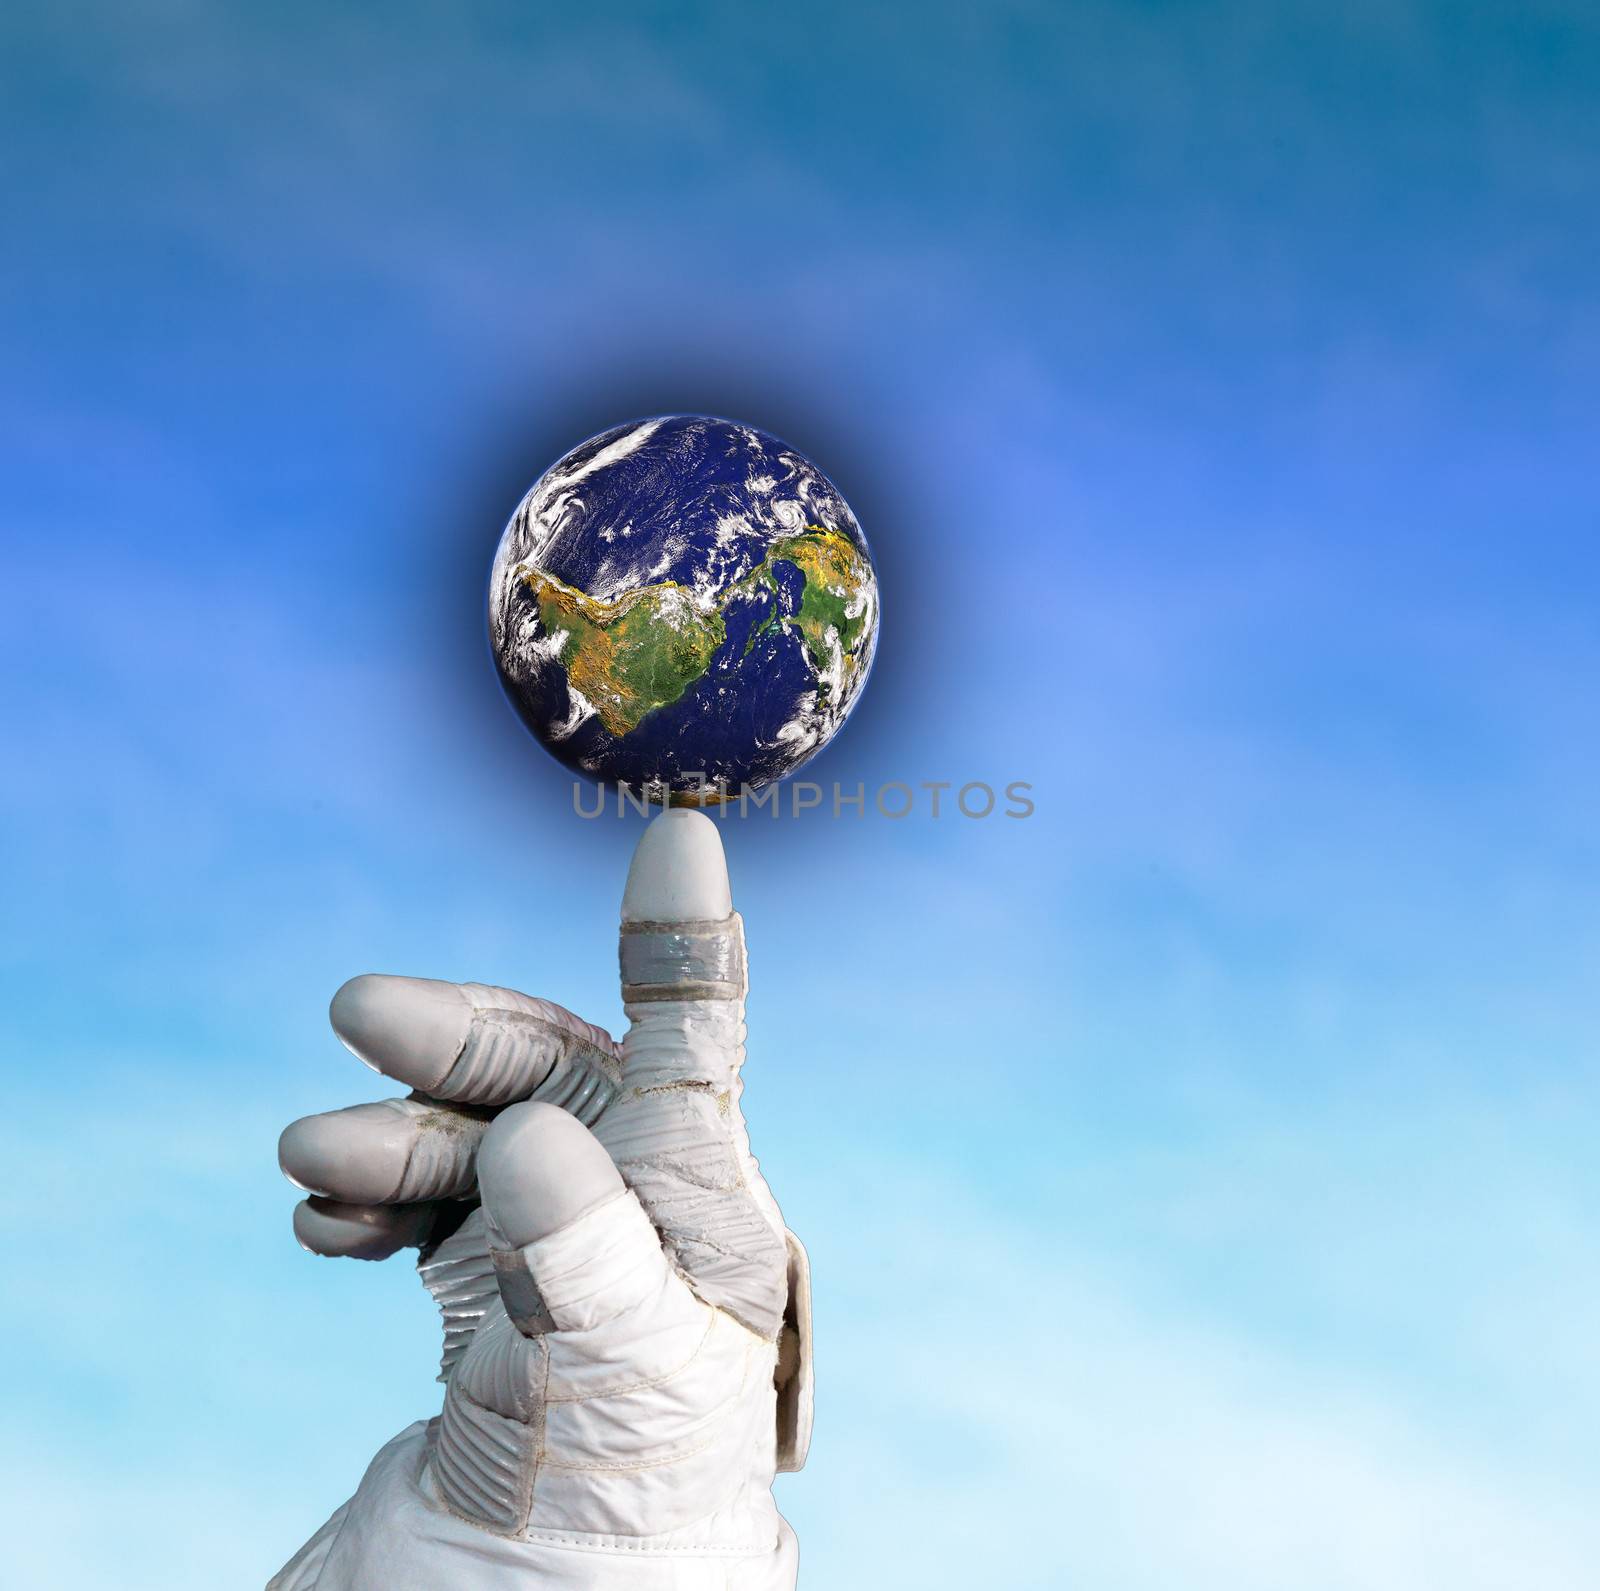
(489, 415), (880, 801)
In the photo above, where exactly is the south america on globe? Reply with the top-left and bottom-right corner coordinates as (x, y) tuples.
(489, 415), (880, 803)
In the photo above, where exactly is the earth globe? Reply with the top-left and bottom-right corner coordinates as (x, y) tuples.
(488, 415), (880, 803)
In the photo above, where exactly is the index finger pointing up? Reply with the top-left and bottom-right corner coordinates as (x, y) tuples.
(618, 807), (743, 1004)
(602, 808), (789, 1340)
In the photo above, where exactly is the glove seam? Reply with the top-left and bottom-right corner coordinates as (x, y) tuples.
(513, 1536), (781, 1558)
(540, 1333), (759, 1473)
(544, 1310), (715, 1402)
(524, 1327), (552, 1526)
(533, 1437), (719, 1474)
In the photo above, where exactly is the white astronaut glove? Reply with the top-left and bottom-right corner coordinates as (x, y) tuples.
(271, 810), (812, 1591)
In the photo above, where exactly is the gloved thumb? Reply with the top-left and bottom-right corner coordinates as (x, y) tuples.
(477, 1101), (666, 1337)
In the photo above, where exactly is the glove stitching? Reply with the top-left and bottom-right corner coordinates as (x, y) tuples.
(633, 1079), (721, 1097)
(617, 1152), (743, 1195)
(513, 1536), (779, 1558)
(543, 1312), (715, 1402)
(524, 1327), (552, 1527)
(535, 1435), (720, 1475)
(538, 1336), (761, 1477)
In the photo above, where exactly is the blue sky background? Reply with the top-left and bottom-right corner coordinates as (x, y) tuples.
(4, 2), (1599, 1585)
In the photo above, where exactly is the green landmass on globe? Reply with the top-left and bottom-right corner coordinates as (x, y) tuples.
(521, 526), (873, 741)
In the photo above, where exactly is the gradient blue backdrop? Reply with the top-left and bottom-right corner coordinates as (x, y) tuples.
(4, 3), (1598, 1586)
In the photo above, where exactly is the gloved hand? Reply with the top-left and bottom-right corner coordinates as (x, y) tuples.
(270, 809), (812, 1590)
